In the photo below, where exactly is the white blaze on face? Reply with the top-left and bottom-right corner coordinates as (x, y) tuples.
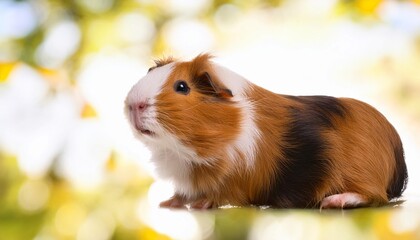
(125, 63), (175, 106)
(125, 63), (175, 137)
(125, 62), (198, 197)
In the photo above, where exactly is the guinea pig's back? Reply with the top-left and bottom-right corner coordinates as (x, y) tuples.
(327, 98), (407, 204)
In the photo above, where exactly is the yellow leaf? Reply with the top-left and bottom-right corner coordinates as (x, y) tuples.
(81, 103), (97, 118)
(413, 0), (420, 5)
(38, 68), (59, 85)
(356, 0), (382, 14)
(38, 67), (56, 76)
(0, 62), (16, 83)
(138, 226), (171, 240)
(105, 152), (117, 172)
(38, 67), (71, 89)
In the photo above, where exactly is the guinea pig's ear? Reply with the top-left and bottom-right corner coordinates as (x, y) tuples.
(194, 72), (233, 99)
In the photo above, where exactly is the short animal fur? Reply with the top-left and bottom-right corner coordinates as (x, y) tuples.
(125, 54), (408, 209)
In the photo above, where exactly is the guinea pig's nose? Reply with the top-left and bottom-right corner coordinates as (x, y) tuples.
(129, 102), (149, 112)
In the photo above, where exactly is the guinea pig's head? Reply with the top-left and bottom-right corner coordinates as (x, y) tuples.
(125, 54), (243, 158)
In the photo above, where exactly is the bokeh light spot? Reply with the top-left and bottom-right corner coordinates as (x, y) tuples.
(75, 0), (114, 13)
(164, 18), (215, 56)
(117, 13), (156, 44)
(0, 1), (38, 39)
(390, 208), (420, 234)
(77, 210), (115, 240)
(18, 179), (50, 212)
(35, 20), (81, 68)
(55, 202), (87, 237)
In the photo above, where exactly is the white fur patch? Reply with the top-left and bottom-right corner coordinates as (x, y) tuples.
(125, 62), (200, 197)
(213, 64), (261, 167)
(125, 62), (175, 108)
(212, 64), (250, 98)
(125, 63), (175, 140)
(147, 133), (200, 198)
(232, 99), (261, 167)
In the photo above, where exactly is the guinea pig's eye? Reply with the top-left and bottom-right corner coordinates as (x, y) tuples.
(174, 80), (190, 95)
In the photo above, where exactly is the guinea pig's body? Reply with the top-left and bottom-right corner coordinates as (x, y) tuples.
(125, 54), (408, 209)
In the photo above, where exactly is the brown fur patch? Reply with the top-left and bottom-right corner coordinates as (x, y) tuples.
(323, 98), (402, 205)
(155, 54), (240, 159)
(148, 56), (176, 72)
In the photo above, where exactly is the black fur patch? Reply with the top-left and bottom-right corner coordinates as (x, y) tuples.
(387, 141), (408, 199)
(265, 96), (347, 208)
(284, 95), (347, 128)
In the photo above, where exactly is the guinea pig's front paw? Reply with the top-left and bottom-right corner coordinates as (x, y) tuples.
(159, 195), (187, 209)
(189, 199), (214, 210)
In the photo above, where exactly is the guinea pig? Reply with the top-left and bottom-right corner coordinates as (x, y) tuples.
(125, 54), (408, 209)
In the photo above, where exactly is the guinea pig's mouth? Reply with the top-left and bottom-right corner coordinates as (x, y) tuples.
(131, 118), (155, 136)
(137, 127), (155, 136)
(141, 129), (154, 135)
